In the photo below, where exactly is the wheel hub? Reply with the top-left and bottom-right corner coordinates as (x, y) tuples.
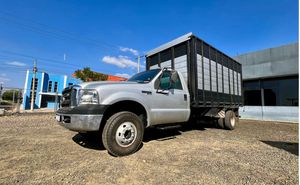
(115, 122), (137, 147)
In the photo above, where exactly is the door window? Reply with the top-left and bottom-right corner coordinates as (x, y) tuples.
(159, 72), (171, 90)
(158, 71), (183, 90)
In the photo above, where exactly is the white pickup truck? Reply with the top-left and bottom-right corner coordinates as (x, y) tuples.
(56, 33), (242, 156)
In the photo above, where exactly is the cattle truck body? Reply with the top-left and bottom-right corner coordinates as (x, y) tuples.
(146, 33), (243, 117)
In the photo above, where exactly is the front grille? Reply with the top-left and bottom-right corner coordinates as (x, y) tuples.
(61, 87), (71, 107)
(61, 86), (79, 107)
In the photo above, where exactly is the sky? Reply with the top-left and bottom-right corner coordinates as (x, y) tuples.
(0, 0), (298, 88)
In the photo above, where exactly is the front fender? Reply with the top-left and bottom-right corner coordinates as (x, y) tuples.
(101, 92), (152, 127)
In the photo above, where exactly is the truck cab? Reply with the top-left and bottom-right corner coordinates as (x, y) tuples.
(56, 68), (192, 156)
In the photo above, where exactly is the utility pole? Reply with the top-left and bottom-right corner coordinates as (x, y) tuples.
(137, 56), (140, 73)
(136, 55), (145, 73)
(30, 60), (37, 111)
(16, 89), (21, 113)
(0, 83), (3, 102)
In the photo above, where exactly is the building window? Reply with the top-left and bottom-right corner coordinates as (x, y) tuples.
(68, 83), (73, 86)
(262, 77), (298, 106)
(48, 81), (52, 92)
(243, 76), (298, 106)
(244, 90), (262, 105)
(54, 82), (58, 92)
(29, 78), (38, 101)
(30, 78), (38, 91)
(262, 79), (277, 106)
(243, 80), (262, 106)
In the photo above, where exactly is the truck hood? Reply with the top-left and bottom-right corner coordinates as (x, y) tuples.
(79, 81), (143, 89)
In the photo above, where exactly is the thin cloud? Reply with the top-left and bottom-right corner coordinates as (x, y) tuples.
(0, 73), (10, 84)
(102, 55), (144, 69)
(5, 61), (27, 67)
(115, 73), (131, 79)
(0, 76), (10, 82)
(119, 47), (139, 56)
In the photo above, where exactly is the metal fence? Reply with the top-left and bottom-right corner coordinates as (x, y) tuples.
(0, 86), (23, 114)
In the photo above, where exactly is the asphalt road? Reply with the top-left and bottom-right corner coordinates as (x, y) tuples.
(0, 113), (298, 185)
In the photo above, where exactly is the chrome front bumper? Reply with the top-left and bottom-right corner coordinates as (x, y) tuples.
(56, 113), (103, 132)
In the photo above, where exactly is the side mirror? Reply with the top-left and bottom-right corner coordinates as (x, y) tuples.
(156, 70), (177, 94)
(170, 71), (178, 84)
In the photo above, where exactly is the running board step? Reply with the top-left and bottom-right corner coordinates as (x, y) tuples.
(156, 125), (182, 130)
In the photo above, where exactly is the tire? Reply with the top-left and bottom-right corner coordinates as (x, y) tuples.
(224, 110), (238, 130)
(102, 111), (144, 157)
(217, 118), (225, 129)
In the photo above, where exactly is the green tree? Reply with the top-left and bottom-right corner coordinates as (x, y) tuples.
(74, 67), (108, 82)
(1, 90), (22, 103)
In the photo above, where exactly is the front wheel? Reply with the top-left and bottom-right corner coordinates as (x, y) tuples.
(102, 111), (144, 156)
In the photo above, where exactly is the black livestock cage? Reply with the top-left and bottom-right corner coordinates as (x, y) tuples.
(146, 33), (243, 108)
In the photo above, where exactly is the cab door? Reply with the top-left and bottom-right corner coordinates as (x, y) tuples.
(149, 70), (190, 125)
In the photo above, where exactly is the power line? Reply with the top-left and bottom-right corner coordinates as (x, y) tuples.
(0, 50), (115, 73)
(0, 50), (86, 68)
(0, 50), (118, 75)
(0, 65), (76, 78)
(0, 60), (78, 71)
(0, 11), (122, 53)
(0, 11), (141, 76)
(0, 63), (75, 76)
(0, 69), (28, 73)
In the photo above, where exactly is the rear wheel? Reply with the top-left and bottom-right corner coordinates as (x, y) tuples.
(102, 111), (144, 156)
(217, 118), (225, 129)
(224, 110), (238, 130)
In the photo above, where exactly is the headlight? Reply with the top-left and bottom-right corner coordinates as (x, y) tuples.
(78, 89), (99, 105)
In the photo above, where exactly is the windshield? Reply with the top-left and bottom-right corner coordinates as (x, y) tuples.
(128, 69), (161, 83)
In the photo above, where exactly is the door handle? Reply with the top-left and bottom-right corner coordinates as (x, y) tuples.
(142, 90), (152, 95)
(184, 94), (187, 101)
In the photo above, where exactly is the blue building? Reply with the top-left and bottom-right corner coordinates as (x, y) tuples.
(22, 70), (81, 110)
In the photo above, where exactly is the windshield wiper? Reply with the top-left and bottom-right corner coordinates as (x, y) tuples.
(136, 80), (146, 83)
